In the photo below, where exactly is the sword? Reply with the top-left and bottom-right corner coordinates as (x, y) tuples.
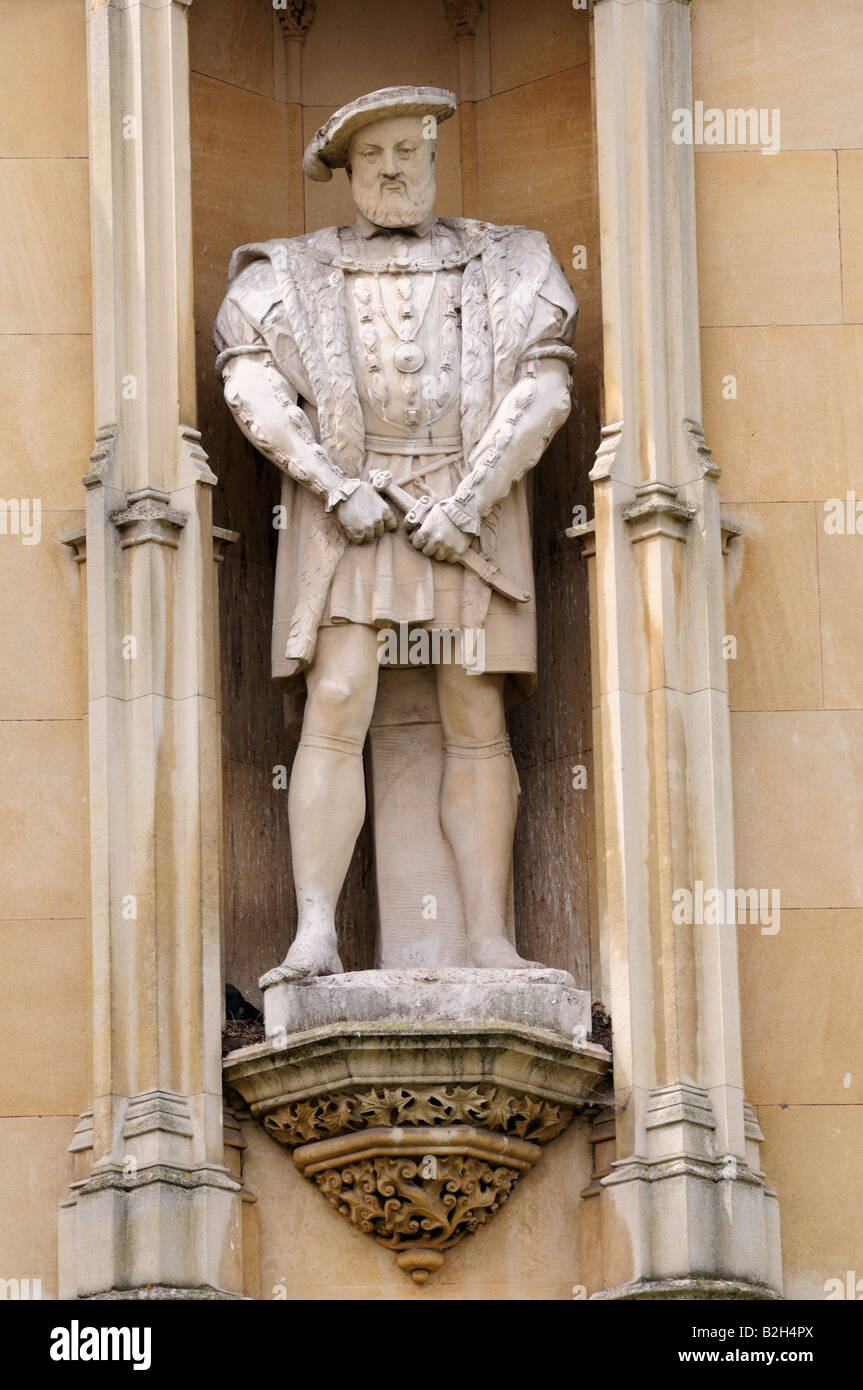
(369, 469), (531, 605)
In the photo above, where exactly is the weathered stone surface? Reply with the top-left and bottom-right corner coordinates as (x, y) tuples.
(261, 967), (590, 1039)
(224, 1007), (609, 1283)
(216, 86), (577, 987)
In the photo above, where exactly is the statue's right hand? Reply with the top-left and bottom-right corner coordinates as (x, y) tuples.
(335, 481), (398, 543)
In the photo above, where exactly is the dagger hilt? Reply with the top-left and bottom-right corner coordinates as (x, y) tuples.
(369, 469), (432, 531)
(368, 468), (530, 604)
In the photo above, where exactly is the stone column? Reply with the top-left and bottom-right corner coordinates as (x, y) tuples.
(443, 0), (485, 217)
(58, 0), (249, 1299)
(581, 0), (781, 1298)
(274, 1), (317, 237)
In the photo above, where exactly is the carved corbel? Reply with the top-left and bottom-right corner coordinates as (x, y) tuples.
(225, 1006), (610, 1285)
(589, 420), (623, 483)
(565, 515), (596, 559)
(685, 417), (721, 481)
(179, 424), (217, 487)
(83, 424), (118, 490)
(212, 526), (240, 564)
(59, 527), (87, 564)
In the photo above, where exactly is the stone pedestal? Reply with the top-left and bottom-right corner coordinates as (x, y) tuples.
(262, 966), (589, 1040)
(226, 969), (608, 1283)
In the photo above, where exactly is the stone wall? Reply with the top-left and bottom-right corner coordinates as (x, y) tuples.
(0, 0), (859, 1304)
(693, 0), (863, 1299)
(0, 0), (92, 1301)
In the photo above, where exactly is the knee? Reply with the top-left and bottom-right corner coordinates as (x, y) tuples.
(437, 669), (505, 745)
(305, 671), (374, 738)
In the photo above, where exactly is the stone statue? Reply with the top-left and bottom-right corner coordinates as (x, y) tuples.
(214, 86), (577, 987)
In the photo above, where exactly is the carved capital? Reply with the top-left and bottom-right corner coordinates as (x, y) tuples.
(622, 481), (697, 544)
(109, 487), (187, 550)
(276, 0), (317, 42)
(443, 0), (484, 40)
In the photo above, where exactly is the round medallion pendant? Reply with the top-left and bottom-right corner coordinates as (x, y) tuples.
(393, 341), (426, 374)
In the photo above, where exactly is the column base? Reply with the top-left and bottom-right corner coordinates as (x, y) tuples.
(58, 1165), (248, 1301)
(84, 1285), (247, 1301)
(591, 1277), (783, 1301)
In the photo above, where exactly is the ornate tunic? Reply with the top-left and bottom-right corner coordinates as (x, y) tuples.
(213, 217), (577, 697)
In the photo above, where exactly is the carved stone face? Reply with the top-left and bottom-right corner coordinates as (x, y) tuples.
(346, 114), (437, 229)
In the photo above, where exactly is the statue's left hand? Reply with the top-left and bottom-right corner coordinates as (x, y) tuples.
(411, 502), (473, 563)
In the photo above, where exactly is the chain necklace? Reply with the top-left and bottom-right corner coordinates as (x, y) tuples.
(375, 272), (437, 374)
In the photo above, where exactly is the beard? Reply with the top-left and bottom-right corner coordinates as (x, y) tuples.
(352, 169), (437, 229)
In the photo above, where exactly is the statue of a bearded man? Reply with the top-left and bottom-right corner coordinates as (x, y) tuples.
(214, 86), (577, 988)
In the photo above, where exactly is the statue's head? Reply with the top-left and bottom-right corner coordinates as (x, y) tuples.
(303, 85), (456, 230)
(346, 114), (436, 229)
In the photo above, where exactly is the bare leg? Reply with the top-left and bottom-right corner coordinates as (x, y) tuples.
(259, 625), (380, 988)
(435, 662), (539, 969)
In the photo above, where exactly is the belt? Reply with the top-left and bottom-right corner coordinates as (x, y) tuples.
(364, 432), (462, 456)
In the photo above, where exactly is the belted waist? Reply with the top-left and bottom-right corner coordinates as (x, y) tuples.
(364, 432), (462, 456)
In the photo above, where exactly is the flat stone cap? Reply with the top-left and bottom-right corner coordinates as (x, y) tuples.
(303, 85), (457, 182)
(263, 966), (591, 1042)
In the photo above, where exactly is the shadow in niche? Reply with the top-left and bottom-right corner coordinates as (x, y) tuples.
(509, 372), (600, 986)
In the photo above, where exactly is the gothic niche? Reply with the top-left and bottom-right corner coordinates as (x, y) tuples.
(217, 79), (605, 1280)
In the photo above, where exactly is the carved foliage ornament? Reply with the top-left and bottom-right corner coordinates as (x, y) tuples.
(223, 1023), (610, 1284)
(261, 1083), (573, 1283)
(294, 1125), (540, 1284)
(263, 1082), (573, 1146)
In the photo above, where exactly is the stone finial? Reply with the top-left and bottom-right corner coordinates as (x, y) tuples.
(443, 0), (484, 41)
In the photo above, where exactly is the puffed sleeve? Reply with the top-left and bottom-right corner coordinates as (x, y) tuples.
(213, 252), (313, 403)
(213, 257), (277, 362)
(522, 250), (578, 364)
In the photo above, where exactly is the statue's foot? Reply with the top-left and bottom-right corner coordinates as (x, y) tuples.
(258, 926), (343, 990)
(468, 935), (543, 970)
